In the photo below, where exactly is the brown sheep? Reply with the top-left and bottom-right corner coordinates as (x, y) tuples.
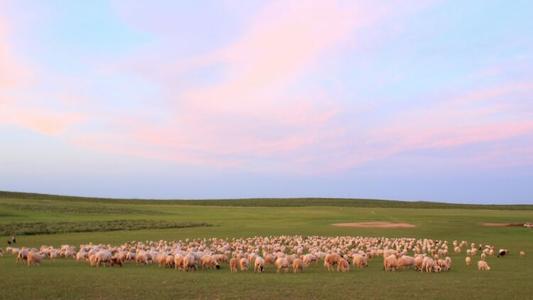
(174, 254), (184, 270)
(200, 255), (220, 270)
(337, 258), (349, 272)
(239, 257), (250, 271)
(229, 257), (239, 272)
(292, 258), (304, 273)
(324, 253), (340, 271)
(27, 251), (43, 266)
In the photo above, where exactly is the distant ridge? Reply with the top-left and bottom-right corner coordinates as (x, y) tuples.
(1, 191), (531, 210)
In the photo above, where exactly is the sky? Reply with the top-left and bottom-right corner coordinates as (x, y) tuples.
(0, 0), (532, 203)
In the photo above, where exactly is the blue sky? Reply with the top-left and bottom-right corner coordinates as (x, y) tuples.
(0, 0), (532, 203)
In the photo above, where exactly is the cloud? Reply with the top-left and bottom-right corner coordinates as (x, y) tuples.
(5, 1), (531, 174)
(81, 0), (397, 171)
(326, 81), (533, 171)
(0, 17), (83, 136)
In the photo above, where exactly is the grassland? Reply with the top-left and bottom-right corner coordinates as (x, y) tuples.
(1, 191), (532, 300)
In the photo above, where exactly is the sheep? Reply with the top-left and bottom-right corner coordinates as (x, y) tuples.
(165, 255), (175, 268)
(110, 255), (124, 267)
(302, 254), (317, 266)
(27, 251), (43, 266)
(465, 256), (472, 266)
(200, 255), (220, 270)
(480, 253), (486, 260)
(155, 253), (167, 267)
(520, 251), (526, 257)
(437, 259), (450, 272)
(264, 253), (276, 265)
(183, 254), (197, 272)
(94, 250), (112, 267)
(275, 257), (290, 273)
(135, 251), (151, 265)
(477, 260), (491, 271)
(239, 257), (250, 271)
(384, 254), (398, 272)
(76, 250), (88, 262)
(352, 253), (368, 268)
(174, 254), (184, 270)
(229, 257), (239, 272)
(337, 258), (349, 272)
(292, 258), (304, 273)
(324, 253), (340, 271)
(414, 254), (425, 271)
(444, 256), (452, 271)
(421, 257), (435, 273)
(397, 255), (415, 270)
(254, 256), (265, 272)
(16, 248), (29, 263)
(497, 249), (508, 257)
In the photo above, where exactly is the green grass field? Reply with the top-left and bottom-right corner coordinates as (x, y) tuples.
(1, 191), (532, 300)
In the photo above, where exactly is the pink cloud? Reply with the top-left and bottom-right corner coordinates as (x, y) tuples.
(0, 18), (83, 135)
(324, 82), (533, 171)
(82, 0), (393, 171)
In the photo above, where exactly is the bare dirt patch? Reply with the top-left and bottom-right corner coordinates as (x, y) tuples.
(481, 222), (528, 227)
(332, 222), (416, 228)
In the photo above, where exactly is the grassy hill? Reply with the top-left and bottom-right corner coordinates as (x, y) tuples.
(1, 190), (532, 209)
(0, 190), (532, 299)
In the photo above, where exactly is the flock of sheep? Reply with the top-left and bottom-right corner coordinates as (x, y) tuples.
(2, 235), (526, 273)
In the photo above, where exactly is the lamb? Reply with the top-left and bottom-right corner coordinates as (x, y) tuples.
(520, 251), (526, 257)
(292, 258), (304, 273)
(477, 260), (491, 271)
